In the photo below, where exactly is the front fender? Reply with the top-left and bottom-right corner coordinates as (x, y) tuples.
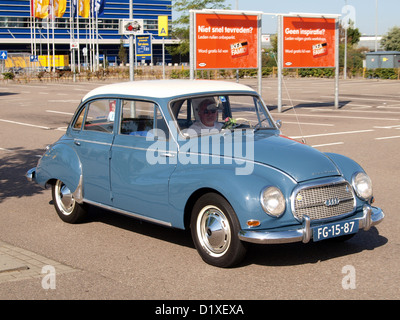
(324, 152), (365, 181)
(35, 142), (82, 196)
(169, 161), (298, 230)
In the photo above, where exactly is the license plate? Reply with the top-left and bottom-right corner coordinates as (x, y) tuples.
(313, 220), (359, 241)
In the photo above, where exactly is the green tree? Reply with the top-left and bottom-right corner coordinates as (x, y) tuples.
(339, 23), (361, 46)
(118, 38), (127, 65)
(346, 27), (361, 46)
(381, 26), (400, 51)
(339, 23), (364, 71)
(168, 0), (230, 57)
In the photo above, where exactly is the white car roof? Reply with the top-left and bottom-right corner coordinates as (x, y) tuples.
(82, 79), (256, 102)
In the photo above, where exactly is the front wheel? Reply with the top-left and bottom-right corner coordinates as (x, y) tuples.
(52, 179), (87, 224)
(191, 193), (247, 267)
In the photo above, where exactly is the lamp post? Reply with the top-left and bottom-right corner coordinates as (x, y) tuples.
(375, 0), (378, 52)
(129, 0), (134, 80)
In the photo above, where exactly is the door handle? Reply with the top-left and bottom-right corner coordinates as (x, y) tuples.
(74, 141), (81, 146)
(160, 152), (175, 158)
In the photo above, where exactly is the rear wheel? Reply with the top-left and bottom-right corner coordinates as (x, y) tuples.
(191, 193), (247, 267)
(52, 179), (87, 224)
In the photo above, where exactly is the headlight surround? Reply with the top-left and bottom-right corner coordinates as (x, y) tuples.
(260, 186), (286, 217)
(352, 172), (373, 200)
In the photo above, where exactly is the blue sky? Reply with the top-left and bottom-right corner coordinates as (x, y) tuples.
(221, 0), (399, 35)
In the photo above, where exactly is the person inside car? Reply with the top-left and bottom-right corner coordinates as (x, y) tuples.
(188, 98), (222, 134)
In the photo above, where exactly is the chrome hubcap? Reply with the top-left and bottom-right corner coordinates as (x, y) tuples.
(55, 180), (75, 215)
(197, 206), (231, 257)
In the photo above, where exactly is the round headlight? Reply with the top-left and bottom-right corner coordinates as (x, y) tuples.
(352, 172), (373, 200)
(261, 186), (286, 217)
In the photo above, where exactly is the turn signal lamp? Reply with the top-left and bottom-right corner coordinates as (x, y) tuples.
(247, 220), (260, 227)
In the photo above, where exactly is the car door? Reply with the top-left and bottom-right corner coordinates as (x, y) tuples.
(69, 98), (116, 205)
(110, 98), (177, 223)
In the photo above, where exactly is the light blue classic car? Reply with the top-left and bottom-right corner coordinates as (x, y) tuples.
(26, 80), (384, 267)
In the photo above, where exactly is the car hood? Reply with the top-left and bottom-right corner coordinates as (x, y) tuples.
(207, 131), (339, 182)
(249, 133), (340, 182)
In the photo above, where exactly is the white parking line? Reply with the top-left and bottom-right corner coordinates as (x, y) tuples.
(280, 121), (334, 127)
(377, 105), (400, 109)
(373, 125), (400, 129)
(375, 136), (400, 140)
(0, 119), (50, 130)
(278, 113), (399, 121)
(321, 95), (400, 103)
(291, 129), (374, 139)
(46, 110), (74, 115)
(311, 142), (344, 148)
(350, 105), (373, 110)
(47, 100), (81, 103)
(310, 108), (400, 115)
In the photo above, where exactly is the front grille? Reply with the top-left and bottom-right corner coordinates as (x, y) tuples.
(292, 179), (355, 222)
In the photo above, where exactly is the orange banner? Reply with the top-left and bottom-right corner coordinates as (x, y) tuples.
(195, 13), (258, 69)
(54, 0), (67, 18)
(282, 16), (336, 68)
(33, 0), (50, 19)
(79, 0), (90, 18)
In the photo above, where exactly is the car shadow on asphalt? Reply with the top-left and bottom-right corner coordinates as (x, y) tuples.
(82, 204), (388, 268)
(85, 205), (195, 249)
(243, 227), (388, 267)
(0, 147), (45, 203)
(268, 100), (351, 112)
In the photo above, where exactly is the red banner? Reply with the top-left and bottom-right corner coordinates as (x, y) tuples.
(195, 13), (258, 69)
(282, 16), (336, 68)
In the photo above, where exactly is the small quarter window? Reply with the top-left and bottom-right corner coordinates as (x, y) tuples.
(72, 107), (85, 130)
(82, 99), (116, 133)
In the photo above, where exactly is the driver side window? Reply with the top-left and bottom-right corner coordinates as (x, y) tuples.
(72, 99), (115, 133)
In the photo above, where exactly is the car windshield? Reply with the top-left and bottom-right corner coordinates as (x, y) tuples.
(171, 94), (276, 137)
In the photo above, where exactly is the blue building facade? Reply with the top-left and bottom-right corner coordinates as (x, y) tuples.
(0, 0), (173, 64)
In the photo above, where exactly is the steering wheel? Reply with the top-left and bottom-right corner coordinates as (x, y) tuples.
(230, 118), (252, 128)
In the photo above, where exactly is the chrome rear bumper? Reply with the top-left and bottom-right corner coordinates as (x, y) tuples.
(26, 167), (36, 182)
(238, 204), (384, 244)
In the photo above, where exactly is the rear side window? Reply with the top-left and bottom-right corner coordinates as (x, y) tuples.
(84, 99), (115, 133)
(120, 99), (169, 140)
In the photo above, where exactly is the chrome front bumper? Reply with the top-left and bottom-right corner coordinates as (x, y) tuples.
(238, 205), (384, 244)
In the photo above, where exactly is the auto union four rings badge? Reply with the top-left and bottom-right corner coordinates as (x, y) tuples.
(295, 194), (341, 207)
(324, 197), (340, 207)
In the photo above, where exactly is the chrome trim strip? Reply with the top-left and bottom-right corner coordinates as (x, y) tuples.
(74, 139), (112, 146)
(83, 199), (172, 227)
(112, 144), (177, 156)
(238, 205), (384, 244)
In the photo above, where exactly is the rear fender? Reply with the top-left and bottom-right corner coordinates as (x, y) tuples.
(35, 143), (83, 201)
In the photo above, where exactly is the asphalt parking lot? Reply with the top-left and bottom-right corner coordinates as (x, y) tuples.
(0, 77), (399, 301)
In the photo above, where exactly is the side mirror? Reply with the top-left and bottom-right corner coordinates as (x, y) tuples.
(276, 120), (282, 129)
